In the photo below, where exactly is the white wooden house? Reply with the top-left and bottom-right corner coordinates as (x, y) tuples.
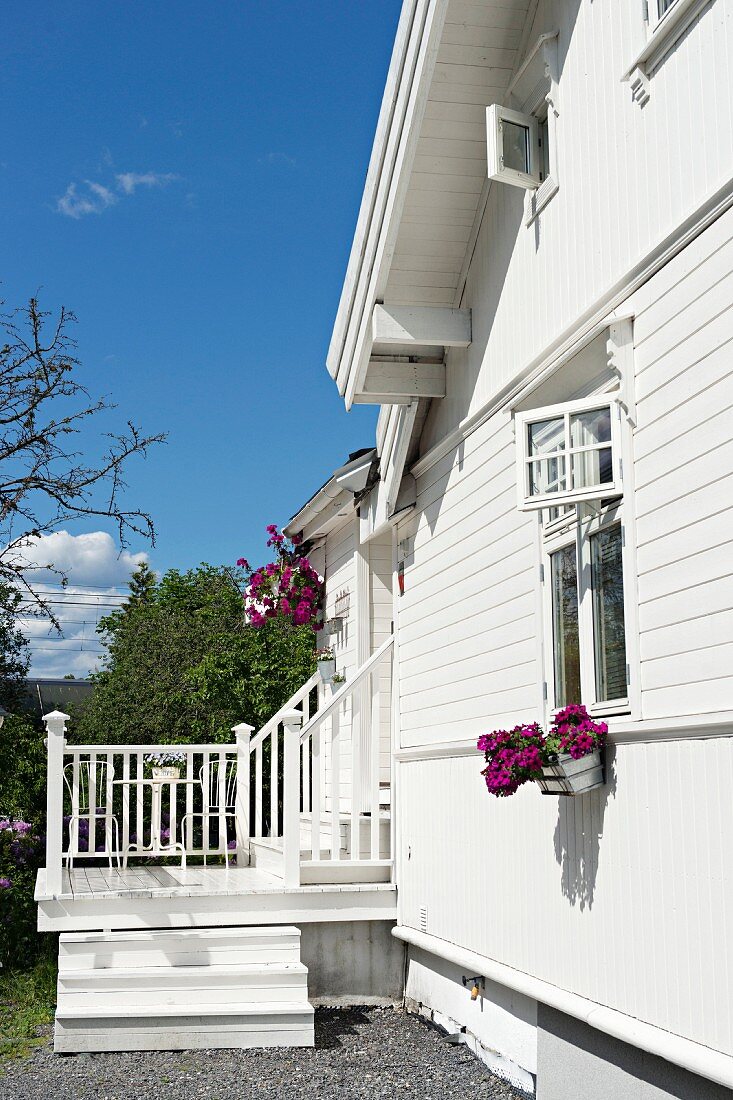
(34, 0), (733, 1095)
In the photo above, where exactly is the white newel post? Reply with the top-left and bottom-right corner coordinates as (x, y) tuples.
(281, 709), (303, 888)
(43, 710), (69, 896)
(233, 722), (255, 868)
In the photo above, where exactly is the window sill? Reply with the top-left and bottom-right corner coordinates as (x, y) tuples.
(525, 175), (559, 225)
(622, 0), (713, 105)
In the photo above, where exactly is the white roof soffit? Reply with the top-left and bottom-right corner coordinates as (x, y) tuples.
(284, 478), (355, 542)
(326, 0), (533, 411)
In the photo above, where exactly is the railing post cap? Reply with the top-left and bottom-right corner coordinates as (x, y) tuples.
(281, 709), (303, 726)
(232, 722), (255, 736)
(43, 710), (70, 722)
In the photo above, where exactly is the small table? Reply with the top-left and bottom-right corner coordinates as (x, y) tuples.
(113, 777), (199, 864)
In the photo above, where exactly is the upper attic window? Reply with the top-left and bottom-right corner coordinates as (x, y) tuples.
(486, 105), (540, 190)
(486, 33), (560, 218)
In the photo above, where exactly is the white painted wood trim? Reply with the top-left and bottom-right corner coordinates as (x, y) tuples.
(342, 0), (451, 409)
(393, 925), (733, 1090)
(394, 711), (733, 761)
(622, 0), (715, 83)
(411, 174), (733, 480)
(373, 304), (471, 347)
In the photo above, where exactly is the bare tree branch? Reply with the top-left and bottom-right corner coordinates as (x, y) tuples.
(0, 297), (166, 627)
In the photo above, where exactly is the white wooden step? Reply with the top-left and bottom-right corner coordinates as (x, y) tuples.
(59, 926), (301, 970)
(57, 962), (309, 1008)
(54, 926), (315, 1052)
(54, 1002), (315, 1052)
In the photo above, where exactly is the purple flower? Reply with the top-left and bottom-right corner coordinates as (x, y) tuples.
(0, 877), (11, 889)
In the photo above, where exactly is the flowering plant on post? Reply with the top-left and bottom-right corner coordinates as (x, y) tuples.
(477, 723), (545, 797)
(239, 525), (324, 630)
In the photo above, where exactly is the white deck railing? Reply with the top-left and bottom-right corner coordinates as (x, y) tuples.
(42, 640), (393, 895)
(247, 672), (321, 842)
(280, 634), (394, 887)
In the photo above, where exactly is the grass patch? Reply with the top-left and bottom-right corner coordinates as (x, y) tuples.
(0, 951), (57, 1065)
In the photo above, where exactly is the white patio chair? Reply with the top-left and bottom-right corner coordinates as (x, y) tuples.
(63, 760), (121, 871)
(181, 759), (237, 868)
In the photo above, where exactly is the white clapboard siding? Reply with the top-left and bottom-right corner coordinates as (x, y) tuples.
(323, 514), (357, 811)
(415, 0), (733, 451)
(398, 738), (733, 1057)
(398, 410), (539, 745)
(370, 530), (394, 785)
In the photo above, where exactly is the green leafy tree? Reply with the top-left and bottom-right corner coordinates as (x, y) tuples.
(76, 564), (315, 746)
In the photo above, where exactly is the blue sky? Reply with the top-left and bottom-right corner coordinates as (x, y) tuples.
(2, 2), (400, 673)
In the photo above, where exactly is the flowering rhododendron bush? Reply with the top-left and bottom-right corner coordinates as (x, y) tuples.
(0, 817), (44, 967)
(239, 525), (324, 630)
(477, 704), (607, 798)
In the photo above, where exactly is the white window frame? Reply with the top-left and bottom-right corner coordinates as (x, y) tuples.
(541, 501), (632, 719)
(648, 0), (680, 31)
(515, 395), (623, 512)
(486, 104), (539, 190)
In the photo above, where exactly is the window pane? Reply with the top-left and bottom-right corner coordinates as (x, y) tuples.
(529, 455), (566, 497)
(570, 407), (611, 448)
(551, 544), (581, 708)
(572, 447), (613, 490)
(658, 0), (676, 15)
(528, 416), (564, 456)
(502, 119), (530, 174)
(591, 525), (627, 702)
(538, 115), (550, 182)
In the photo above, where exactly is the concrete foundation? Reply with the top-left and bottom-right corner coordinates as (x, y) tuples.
(299, 920), (403, 1005)
(536, 1004), (733, 1100)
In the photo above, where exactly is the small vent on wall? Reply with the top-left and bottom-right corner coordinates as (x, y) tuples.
(419, 906), (428, 933)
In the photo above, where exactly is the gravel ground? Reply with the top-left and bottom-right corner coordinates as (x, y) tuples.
(0, 1006), (526, 1100)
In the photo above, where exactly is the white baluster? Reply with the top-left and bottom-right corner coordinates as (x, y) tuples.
(310, 723), (321, 862)
(371, 671), (381, 860)
(234, 723), (254, 868)
(270, 725), (279, 838)
(255, 744), (263, 838)
(43, 710), (69, 896)
(281, 710), (302, 888)
(330, 686), (341, 861)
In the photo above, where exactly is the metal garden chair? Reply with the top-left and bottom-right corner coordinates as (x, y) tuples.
(181, 759), (237, 868)
(63, 759), (121, 871)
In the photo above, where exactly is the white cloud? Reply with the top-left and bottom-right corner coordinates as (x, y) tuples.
(257, 151), (296, 168)
(56, 180), (118, 218)
(115, 171), (178, 195)
(19, 530), (147, 587)
(17, 531), (150, 679)
(56, 170), (178, 218)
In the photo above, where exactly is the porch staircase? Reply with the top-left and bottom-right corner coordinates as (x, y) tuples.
(54, 926), (315, 1052)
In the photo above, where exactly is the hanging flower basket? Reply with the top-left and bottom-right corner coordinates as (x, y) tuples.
(238, 526), (324, 631)
(315, 648), (336, 682)
(536, 749), (605, 796)
(476, 704), (607, 799)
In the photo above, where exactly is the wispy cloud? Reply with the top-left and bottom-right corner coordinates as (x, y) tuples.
(56, 169), (179, 218)
(257, 151), (296, 168)
(115, 171), (177, 195)
(57, 180), (118, 219)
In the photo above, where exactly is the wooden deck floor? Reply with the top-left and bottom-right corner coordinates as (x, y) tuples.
(54, 864), (287, 902)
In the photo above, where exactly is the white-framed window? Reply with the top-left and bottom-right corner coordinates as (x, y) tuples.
(648, 0), (679, 29)
(486, 104), (540, 190)
(515, 395), (622, 511)
(542, 500), (630, 716)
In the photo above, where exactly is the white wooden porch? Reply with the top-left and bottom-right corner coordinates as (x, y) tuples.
(36, 636), (396, 932)
(35, 863), (397, 933)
